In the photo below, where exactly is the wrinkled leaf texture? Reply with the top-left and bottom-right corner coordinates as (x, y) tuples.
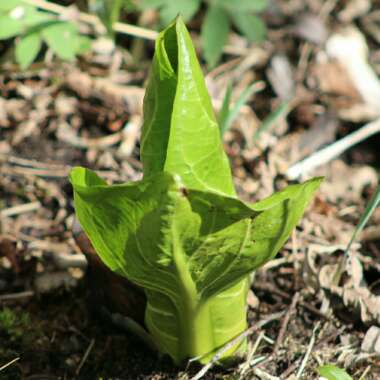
(70, 18), (322, 364)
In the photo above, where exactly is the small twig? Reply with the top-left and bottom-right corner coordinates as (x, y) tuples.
(190, 312), (284, 380)
(359, 365), (372, 380)
(0, 290), (35, 302)
(296, 323), (320, 379)
(286, 118), (380, 180)
(272, 292), (300, 356)
(240, 331), (265, 375)
(0, 201), (41, 218)
(280, 326), (344, 379)
(253, 283), (329, 320)
(23, 0), (158, 40)
(75, 339), (95, 376)
(0, 357), (20, 372)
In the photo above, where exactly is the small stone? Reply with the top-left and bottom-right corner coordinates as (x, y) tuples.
(361, 326), (380, 353)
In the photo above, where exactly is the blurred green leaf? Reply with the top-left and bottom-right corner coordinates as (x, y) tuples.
(141, 0), (201, 24)
(75, 35), (92, 54)
(231, 12), (266, 42)
(219, 82), (257, 135)
(42, 21), (79, 60)
(218, 0), (267, 12)
(201, 6), (229, 68)
(0, 0), (22, 12)
(89, 0), (123, 36)
(218, 82), (232, 135)
(15, 31), (41, 69)
(0, 15), (23, 39)
(346, 183), (380, 253)
(318, 365), (353, 380)
(253, 101), (290, 142)
(22, 6), (53, 26)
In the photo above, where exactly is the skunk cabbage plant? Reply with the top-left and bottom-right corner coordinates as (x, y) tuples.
(70, 18), (322, 364)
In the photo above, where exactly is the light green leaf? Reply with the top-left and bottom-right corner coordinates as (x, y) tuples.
(15, 31), (41, 69)
(346, 183), (380, 253)
(75, 35), (92, 54)
(42, 21), (79, 60)
(0, 15), (23, 39)
(219, 81), (257, 135)
(71, 167), (322, 363)
(231, 12), (266, 42)
(0, 0), (22, 12)
(218, 0), (267, 12)
(218, 82), (232, 134)
(22, 6), (53, 26)
(141, 17), (235, 196)
(70, 18), (322, 366)
(318, 365), (353, 380)
(141, 0), (201, 24)
(89, 0), (123, 36)
(201, 6), (230, 68)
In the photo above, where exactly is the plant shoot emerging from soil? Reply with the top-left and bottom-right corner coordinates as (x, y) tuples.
(70, 17), (322, 365)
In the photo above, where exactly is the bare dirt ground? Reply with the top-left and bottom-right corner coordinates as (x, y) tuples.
(1, 1), (380, 379)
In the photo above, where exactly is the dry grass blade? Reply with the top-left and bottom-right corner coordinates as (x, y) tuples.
(287, 118), (380, 179)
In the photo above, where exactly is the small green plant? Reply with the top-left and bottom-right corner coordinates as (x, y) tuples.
(0, 0), (91, 69)
(70, 18), (321, 364)
(139, 0), (268, 67)
(318, 364), (353, 380)
(0, 307), (29, 340)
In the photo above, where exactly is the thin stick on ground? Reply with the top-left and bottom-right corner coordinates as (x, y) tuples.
(272, 292), (300, 356)
(190, 312), (284, 380)
(0, 201), (41, 218)
(253, 283), (329, 320)
(296, 323), (320, 379)
(0, 357), (20, 372)
(286, 118), (380, 180)
(0, 290), (35, 302)
(23, 0), (158, 40)
(75, 339), (95, 376)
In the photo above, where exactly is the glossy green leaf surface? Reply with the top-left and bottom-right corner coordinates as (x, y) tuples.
(141, 18), (235, 196)
(70, 18), (322, 365)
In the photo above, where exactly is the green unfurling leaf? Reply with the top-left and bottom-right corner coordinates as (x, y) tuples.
(141, 18), (235, 196)
(70, 17), (321, 365)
